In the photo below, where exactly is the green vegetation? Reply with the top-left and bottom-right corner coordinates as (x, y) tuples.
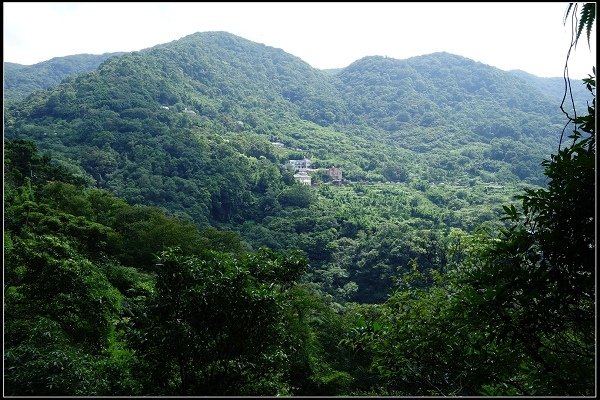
(4, 4), (595, 395)
(6, 30), (570, 304)
(4, 52), (124, 102)
(509, 69), (590, 113)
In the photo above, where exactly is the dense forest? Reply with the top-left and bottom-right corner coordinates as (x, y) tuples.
(4, 52), (124, 102)
(3, 4), (596, 396)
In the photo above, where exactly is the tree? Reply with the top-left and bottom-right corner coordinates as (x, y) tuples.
(561, 3), (596, 131)
(127, 247), (307, 395)
(565, 2), (596, 47)
(4, 235), (124, 395)
(454, 4), (596, 393)
(366, 3), (596, 395)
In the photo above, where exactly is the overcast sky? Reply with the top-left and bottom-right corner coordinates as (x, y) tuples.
(3, 2), (596, 79)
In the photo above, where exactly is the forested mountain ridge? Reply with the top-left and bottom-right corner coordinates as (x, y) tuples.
(509, 68), (591, 112)
(5, 32), (587, 188)
(3, 52), (125, 102)
(332, 51), (590, 187)
(4, 24), (595, 396)
(147, 31), (349, 127)
(338, 52), (562, 134)
(4, 31), (591, 302)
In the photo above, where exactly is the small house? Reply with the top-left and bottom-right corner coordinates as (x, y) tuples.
(293, 171), (312, 186)
(288, 158), (312, 172)
(328, 166), (343, 182)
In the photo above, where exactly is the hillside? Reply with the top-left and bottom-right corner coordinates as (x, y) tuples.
(3, 52), (124, 101)
(3, 31), (585, 303)
(338, 53), (572, 182)
(344, 52), (565, 130)
(509, 68), (593, 113)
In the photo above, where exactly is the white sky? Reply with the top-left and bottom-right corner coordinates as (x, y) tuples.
(3, 2), (596, 79)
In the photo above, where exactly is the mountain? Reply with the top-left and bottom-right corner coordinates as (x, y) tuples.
(4, 31), (587, 302)
(337, 52), (561, 140)
(3, 52), (125, 101)
(334, 53), (572, 184)
(4, 32), (577, 216)
(508, 68), (592, 113)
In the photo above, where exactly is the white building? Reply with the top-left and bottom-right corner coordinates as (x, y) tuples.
(293, 171), (312, 186)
